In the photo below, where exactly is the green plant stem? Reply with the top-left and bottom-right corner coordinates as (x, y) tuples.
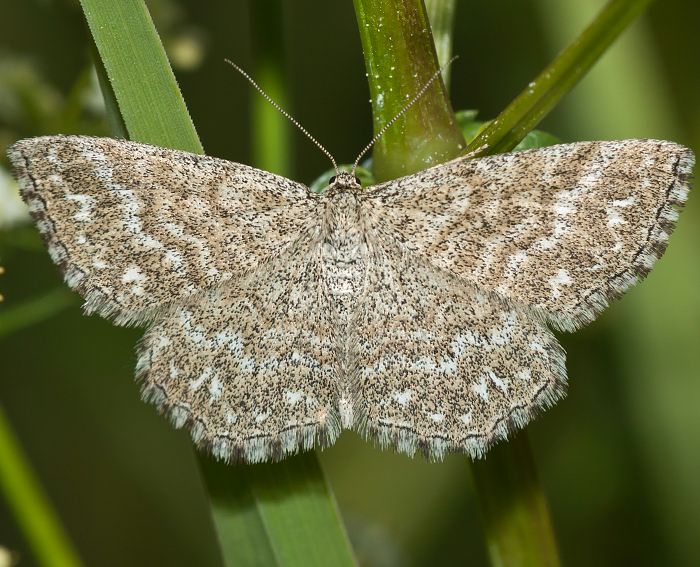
(353, 0), (465, 181)
(471, 433), (560, 567)
(0, 405), (83, 567)
(466, 0), (655, 157)
(201, 453), (355, 566)
(250, 0), (292, 177)
(353, 1), (561, 566)
(469, 2), (653, 565)
(424, 0), (457, 87)
(80, 0), (355, 564)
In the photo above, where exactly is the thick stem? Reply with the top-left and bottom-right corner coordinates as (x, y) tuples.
(467, 6), (655, 562)
(424, 0), (457, 87)
(471, 433), (561, 567)
(352, 0), (465, 181)
(352, 2), (564, 566)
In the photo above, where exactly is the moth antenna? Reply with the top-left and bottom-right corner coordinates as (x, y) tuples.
(225, 59), (339, 175)
(352, 55), (459, 175)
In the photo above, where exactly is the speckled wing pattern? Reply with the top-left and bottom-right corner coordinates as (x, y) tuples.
(137, 237), (342, 463)
(352, 241), (566, 459)
(8, 135), (693, 463)
(368, 140), (694, 331)
(8, 136), (315, 325)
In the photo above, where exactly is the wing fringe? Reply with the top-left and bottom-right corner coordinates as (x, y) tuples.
(134, 341), (342, 464)
(353, 338), (566, 461)
(537, 147), (694, 333)
(8, 140), (164, 327)
(350, 288), (569, 462)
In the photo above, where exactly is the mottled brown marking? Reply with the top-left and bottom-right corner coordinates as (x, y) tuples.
(7, 136), (693, 463)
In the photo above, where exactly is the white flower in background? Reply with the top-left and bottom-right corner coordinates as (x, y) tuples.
(0, 545), (17, 567)
(0, 165), (29, 229)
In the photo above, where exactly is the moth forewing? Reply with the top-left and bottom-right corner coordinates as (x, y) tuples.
(8, 134), (693, 463)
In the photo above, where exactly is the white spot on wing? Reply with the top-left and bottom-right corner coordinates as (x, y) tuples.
(612, 196), (636, 207)
(209, 376), (222, 400)
(472, 377), (489, 402)
(486, 368), (508, 393)
(122, 266), (145, 283)
(285, 390), (303, 405)
(549, 269), (572, 298)
(606, 208), (626, 227)
(65, 194), (95, 222)
(517, 368), (531, 382)
(122, 265), (146, 296)
(189, 367), (212, 391)
(392, 390), (412, 406)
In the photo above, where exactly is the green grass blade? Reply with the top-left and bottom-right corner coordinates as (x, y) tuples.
(80, 0), (202, 153)
(248, 454), (354, 565)
(466, 0), (655, 156)
(0, 405), (83, 567)
(198, 458), (279, 566)
(90, 41), (127, 140)
(0, 288), (75, 340)
(79, 1), (356, 564)
(203, 453), (355, 566)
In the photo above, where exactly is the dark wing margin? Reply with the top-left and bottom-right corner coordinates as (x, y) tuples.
(362, 140), (693, 331)
(8, 135), (317, 326)
(349, 242), (566, 460)
(137, 240), (342, 463)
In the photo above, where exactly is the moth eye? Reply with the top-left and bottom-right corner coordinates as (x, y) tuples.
(329, 176), (337, 184)
(354, 176), (361, 185)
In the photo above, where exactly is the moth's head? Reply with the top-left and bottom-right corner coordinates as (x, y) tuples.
(327, 171), (362, 194)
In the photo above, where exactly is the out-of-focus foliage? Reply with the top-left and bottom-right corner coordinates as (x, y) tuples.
(456, 109), (561, 151)
(1, 1), (698, 566)
(0, 168), (27, 230)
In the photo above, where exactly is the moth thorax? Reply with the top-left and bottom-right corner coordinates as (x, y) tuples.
(322, 195), (368, 300)
(326, 191), (361, 228)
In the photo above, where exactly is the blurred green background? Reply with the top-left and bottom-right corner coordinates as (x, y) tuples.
(1, 1), (698, 566)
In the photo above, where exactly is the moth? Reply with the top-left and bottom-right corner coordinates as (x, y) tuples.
(8, 134), (693, 463)
(6, 63), (693, 463)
